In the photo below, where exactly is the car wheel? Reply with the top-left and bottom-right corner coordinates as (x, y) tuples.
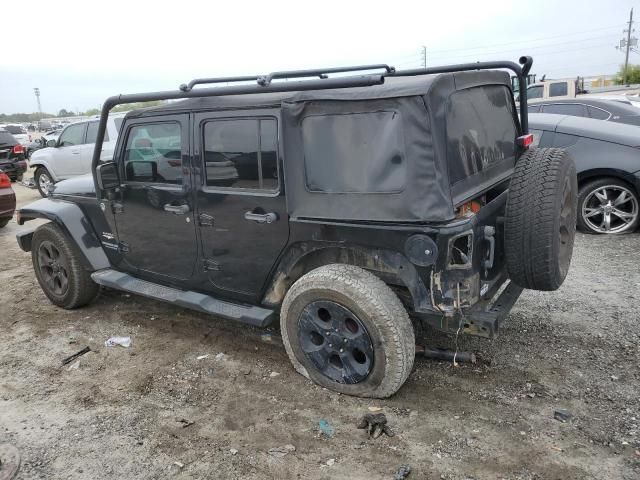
(0, 218), (10, 228)
(577, 178), (639, 234)
(31, 223), (99, 309)
(35, 167), (53, 197)
(505, 148), (577, 291)
(280, 264), (415, 398)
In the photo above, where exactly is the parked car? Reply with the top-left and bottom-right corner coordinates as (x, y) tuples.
(529, 98), (640, 126)
(0, 170), (16, 228)
(16, 58), (577, 398)
(29, 114), (125, 197)
(529, 112), (640, 234)
(0, 130), (28, 181)
(1, 124), (32, 146)
(37, 120), (53, 131)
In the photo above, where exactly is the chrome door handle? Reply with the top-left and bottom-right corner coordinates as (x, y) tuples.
(164, 203), (190, 215)
(244, 211), (278, 224)
(71, 151), (80, 155)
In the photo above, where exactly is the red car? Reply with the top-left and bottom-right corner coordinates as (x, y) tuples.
(0, 171), (16, 228)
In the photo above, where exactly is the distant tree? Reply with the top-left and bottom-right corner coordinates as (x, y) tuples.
(83, 108), (101, 116)
(614, 64), (640, 85)
(0, 112), (55, 122)
(58, 108), (73, 117)
(111, 100), (167, 113)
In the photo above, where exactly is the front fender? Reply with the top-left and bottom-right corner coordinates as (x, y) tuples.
(29, 149), (60, 181)
(16, 198), (110, 271)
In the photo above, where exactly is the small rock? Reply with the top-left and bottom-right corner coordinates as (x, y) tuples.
(261, 333), (273, 343)
(394, 464), (411, 480)
(215, 353), (226, 361)
(241, 368), (252, 375)
(173, 461), (184, 468)
(67, 361), (80, 371)
(325, 458), (335, 467)
(611, 375), (619, 381)
(230, 448), (238, 455)
(268, 444), (295, 458)
(554, 410), (573, 423)
(526, 393), (536, 398)
(269, 371), (280, 377)
(368, 406), (383, 412)
(197, 354), (209, 360)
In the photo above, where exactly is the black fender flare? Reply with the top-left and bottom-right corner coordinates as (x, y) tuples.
(263, 242), (431, 312)
(16, 198), (110, 271)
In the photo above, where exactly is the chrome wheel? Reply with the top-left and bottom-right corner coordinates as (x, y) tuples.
(582, 185), (639, 233)
(38, 171), (52, 195)
(297, 300), (374, 384)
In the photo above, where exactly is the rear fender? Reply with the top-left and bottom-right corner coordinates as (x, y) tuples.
(16, 198), (109, 271)
(263, 243), (431, 312)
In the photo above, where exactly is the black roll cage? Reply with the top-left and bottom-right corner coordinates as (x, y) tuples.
(91, 56), (533, 191)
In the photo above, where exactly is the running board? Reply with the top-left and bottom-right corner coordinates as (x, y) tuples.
(91, 269), (274, 327)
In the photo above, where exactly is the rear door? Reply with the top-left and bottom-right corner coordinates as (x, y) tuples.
(193, 110), (289, 302)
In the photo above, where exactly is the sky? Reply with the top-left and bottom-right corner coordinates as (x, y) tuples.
(1, 0), (638, 114)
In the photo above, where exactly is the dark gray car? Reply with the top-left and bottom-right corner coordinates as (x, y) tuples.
(528, 98), (640, 126)
(529, 113), (640, 234)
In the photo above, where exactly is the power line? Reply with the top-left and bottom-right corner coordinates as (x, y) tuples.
(425, 23), (626, 54)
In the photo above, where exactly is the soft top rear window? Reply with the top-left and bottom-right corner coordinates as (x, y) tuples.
(446, 85), (517, 186)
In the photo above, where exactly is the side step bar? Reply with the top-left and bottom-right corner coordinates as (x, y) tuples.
(91, 269), (274, 328)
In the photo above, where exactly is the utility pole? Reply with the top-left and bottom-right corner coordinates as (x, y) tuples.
(624, 9), (634, 85)
(33, 87), (42, 118)
(421, 45), (427, 68)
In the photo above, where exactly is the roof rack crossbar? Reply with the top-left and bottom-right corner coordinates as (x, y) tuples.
(180, 64), (396, 92)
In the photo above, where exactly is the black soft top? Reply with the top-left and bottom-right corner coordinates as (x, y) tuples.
(127, 70), (517, 223)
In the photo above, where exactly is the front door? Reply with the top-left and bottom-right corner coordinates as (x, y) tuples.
(194, 111), (289, 301)
(54, 122), (87, 178)
(113, 114), (197, 280)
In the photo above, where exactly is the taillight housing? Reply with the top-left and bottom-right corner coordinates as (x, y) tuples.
(0, 172), (11, 188)
(12, 144), (25, 155)
(517, 134), (534, 148)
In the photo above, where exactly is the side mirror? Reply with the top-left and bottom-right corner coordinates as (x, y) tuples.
(46, 139), (57, 148)
(125, 160), (158, 182)
(96, 161), (120, 191)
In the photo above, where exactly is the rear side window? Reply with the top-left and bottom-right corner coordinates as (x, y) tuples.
(587, 106), (610, 120)
(446, 85), (517, 185)
(549, 82), (568, 97)
(85, 122), (109, 144)
(124, 122), (182, 184)
(542, 104), (586, 117)
(202, 118), (278, 191)
(301, 111), (406, 193)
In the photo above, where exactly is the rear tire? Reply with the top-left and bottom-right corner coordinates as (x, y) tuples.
(35, 167), (53, 197)
(505, 148), (577, 291)
(280, 264), (415, 398)
(0, 218), (9, 228)
(32, 223), (99, 309)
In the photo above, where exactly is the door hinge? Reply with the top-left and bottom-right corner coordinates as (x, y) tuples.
(203, 259), (220, 271)
(198, 213), (214, 227)
(118, 242), (130, 253)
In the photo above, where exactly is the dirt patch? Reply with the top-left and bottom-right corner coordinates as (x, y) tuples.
(1, 182), (639, 479)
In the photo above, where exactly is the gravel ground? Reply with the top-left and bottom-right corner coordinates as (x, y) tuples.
(1, 182), (639, 479)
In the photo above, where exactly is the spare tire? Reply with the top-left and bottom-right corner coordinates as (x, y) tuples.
(505, 148), (577, 291)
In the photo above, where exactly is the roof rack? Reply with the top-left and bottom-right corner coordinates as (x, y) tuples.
(92, 57), (533, 185)
(179, 64), (396, 92)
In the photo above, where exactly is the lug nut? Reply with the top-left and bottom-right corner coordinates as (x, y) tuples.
(329, 344), (333, 347)
(340, 349), (344, 353)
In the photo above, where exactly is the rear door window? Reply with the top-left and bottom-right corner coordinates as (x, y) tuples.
(542, 104), (586, 117)
(446, 85), (517, 185)
(85, 121), (109, 143)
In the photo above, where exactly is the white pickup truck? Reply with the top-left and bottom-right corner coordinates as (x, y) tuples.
(524, 78), (640, 101)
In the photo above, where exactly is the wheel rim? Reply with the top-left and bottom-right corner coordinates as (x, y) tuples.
(38, 172), (52, 194)
(297, 300), (374, 384)
(582, 185), (639, 233)
(37, 240), (69, 295)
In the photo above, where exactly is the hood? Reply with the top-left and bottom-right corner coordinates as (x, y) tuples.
(51, 174), (96, 197)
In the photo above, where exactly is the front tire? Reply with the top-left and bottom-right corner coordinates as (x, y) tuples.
(34, 167), (53, 197)
(577, 178), (639, 234)
(32, 223), (99, 309)
(0, 218), (9, 228)
(280, 264), (415, 398)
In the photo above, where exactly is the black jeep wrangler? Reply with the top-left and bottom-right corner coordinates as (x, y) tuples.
(16, 57), (577, 398)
